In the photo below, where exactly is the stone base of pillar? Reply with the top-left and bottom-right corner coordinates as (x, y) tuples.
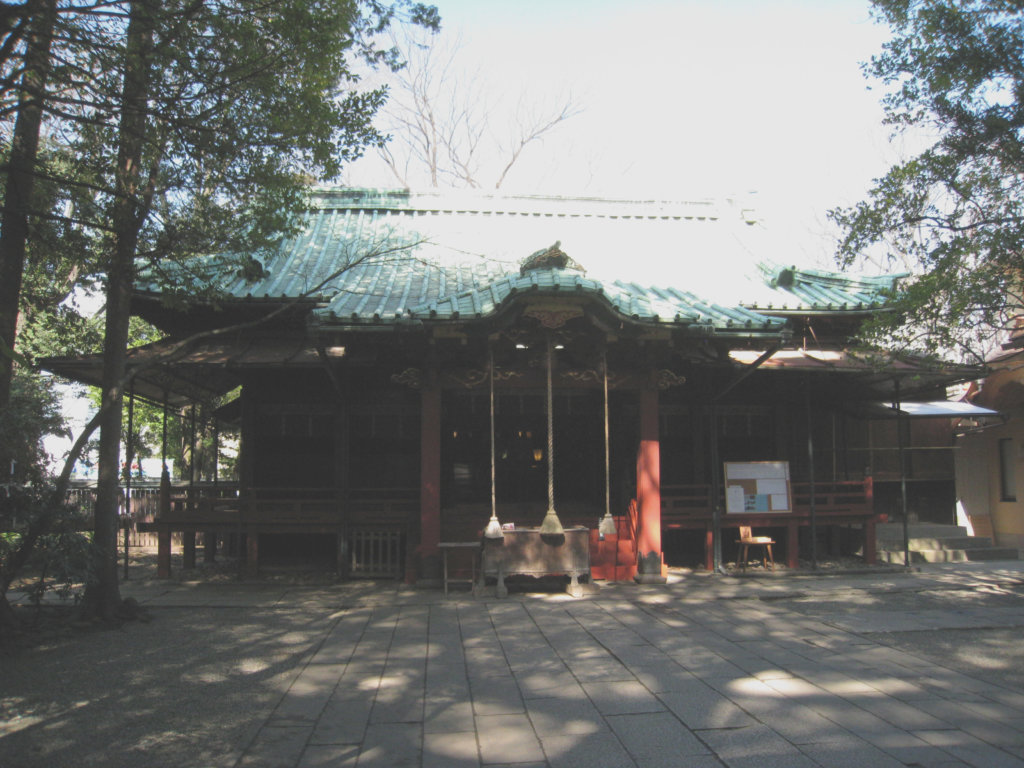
(633, 550), (667, 584)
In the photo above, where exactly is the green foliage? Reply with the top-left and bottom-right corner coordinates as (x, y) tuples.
(1, 0), (438, 622)
(831, 0), (1024, 362)
(0, 369), (90, 619)
(0, 137), (106, 364)
(0, 368), (66, 487)
(0, 491), (91, 611)
(24, 530), (92, 607)
(47, 0), (438, 307)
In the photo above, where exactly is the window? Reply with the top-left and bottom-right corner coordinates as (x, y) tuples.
(999, 438), (1017, 502)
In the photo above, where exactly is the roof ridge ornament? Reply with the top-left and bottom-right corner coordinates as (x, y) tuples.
(520, 241), (585, 275)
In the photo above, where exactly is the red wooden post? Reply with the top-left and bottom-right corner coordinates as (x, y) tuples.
(157, 529), (171, 579)
(418, 365), (442, 584)
(635, 381), (666, 583)
(787, 521), (799, 569)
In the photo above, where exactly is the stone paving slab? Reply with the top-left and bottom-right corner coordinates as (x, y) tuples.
(7, 562), (1024, 767)
(237, 590), (1024, 766)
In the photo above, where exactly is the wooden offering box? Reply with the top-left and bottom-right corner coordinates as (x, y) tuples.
(480, 527), (590, 597)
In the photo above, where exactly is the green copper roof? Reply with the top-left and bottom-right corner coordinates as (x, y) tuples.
(745, 262), (903, 313)
(139, 188), (900, 335)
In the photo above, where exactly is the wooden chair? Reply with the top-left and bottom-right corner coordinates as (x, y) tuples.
(737, 525), (774, 571)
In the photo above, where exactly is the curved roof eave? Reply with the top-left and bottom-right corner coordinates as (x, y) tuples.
(310, 269), (789, 338)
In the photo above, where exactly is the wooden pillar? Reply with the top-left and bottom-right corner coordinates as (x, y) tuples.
(203, 531), (216, 562)
(635, 378), (666, 583)
(246, 530), (259, 578)
(157, 450), (172, 578)
(157, 529), (171, 578)
(786, 521), (799, 568)
(418, 363), (442, 585)
(183, 531), (196, 569)
(863, 517), (877, 565)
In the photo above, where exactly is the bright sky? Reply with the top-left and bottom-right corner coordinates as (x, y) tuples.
(344, 0), (911, 268)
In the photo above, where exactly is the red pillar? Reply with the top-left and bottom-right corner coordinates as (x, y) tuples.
(418, 368), (442, 584)
(635, 380), (666, 583)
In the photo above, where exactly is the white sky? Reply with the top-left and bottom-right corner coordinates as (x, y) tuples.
(344, 0), (913, 268)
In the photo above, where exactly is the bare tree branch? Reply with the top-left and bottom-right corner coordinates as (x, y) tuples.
(376, 26), (581, 190)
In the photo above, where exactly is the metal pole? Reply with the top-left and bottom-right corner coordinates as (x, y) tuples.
(212, 417), (219, 487)
(806, 376), (817, 570)
(159, 393), (171, 521)
(190, 404), (197, 486)
(124, 384), (134, 579)
(895, 378), (910, 567)
(710, 402), (722, 573)
(161, 397), (168, 472)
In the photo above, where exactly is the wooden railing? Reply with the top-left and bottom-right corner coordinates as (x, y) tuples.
(160, 486), (418, 529)
(792, 478), (874, 513)
(137, 485), (419, 579)
(659, 478), (878, 569)
(661, 478), (874, 524)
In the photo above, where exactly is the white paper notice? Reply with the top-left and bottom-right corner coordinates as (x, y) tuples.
(726, 485), (745, 514)
(771, 494), (789, 511)
(757, 479), (788, 495)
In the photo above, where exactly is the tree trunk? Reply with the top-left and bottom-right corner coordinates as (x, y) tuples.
(0, 0), (56, 432)
(0, 593), (18, 638)
(81, 1), (156, 621)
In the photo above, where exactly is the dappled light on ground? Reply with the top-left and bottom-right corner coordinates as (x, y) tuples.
(5, 561), (1024, 766)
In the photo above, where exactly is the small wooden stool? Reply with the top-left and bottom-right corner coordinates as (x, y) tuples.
(439, 541), (480, 596)
(737, 525), (775, 571)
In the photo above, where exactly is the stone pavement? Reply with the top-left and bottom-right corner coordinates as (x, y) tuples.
(109, 562), (1024, 768)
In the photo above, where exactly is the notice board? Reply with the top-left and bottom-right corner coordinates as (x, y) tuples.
(724, 461), (792, 514)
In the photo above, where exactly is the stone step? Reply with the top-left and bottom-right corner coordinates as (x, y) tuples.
(877, 546), (1021, 564)
(877, 549), (967, 564)
(885, 536), (995, 550)
(876, 521), (1020, 563)
(962, 547), (1023, 561)
(876, 523), (969, 541)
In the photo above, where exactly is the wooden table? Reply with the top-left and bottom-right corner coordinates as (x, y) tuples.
(439, 541), (480, 596)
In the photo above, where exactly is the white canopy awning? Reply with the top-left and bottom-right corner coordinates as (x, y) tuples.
(882, 401), (999, 418)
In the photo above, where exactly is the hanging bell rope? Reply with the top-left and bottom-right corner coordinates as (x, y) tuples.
(539, 334), (564, 535)
(599, 347), (616, 536)
(484, 345), (503, 538)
